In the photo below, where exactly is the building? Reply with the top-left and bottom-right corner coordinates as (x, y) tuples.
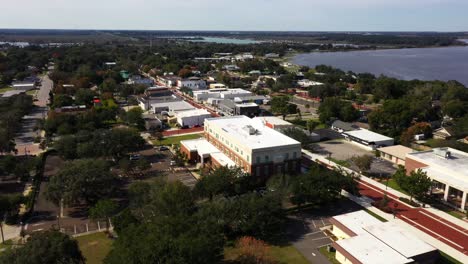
(192, 88), (252, 103)
(433, 127), (454, 140)
(378, 145), (414, 166)
(1, 90), (25, 98)
(209, 83), (227, 89)
(297, 79), (324, 88)
(264, 53), (280, 58)
(181, 116), (302, 178)
(176, 109), (212, 127)
(143, 114), (163, 131)
(12, 81), (36, 91)
(343, 129), (394, 150)
(405, 147), (468, 211)
(157, 75), (181, 87)
(150, 100), (196, 114)
(253, 116), (294, 131)
(331, 120), (360, 133)
(218, 100), (259, 117)
(331, 211), (438, 264)
(222, 65), (240, 71)
(145, 86), (173, 97)
(128, 75), (154, 87)
(177, 77), (207, 90)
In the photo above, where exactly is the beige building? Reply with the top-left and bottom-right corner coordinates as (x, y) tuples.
(378, 145), (414, 166)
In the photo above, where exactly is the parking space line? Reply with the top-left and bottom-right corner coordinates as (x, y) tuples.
(305, 230), (323, 236)
(312, 220), (316, 228)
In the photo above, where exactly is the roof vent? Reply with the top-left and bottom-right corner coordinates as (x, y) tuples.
(434, 148), (451, 159)
(243, 125), (257, 135)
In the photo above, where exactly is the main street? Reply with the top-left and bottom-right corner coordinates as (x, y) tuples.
(14, 74), (52, 155)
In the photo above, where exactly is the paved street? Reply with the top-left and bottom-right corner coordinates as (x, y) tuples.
(14, 74), (52, 155)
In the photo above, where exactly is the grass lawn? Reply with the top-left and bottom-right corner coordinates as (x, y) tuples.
(76, 232), (113, 264)
(318, 246), (341, 264)
(385, 178), (408, 195)
(327, 157), (350, 167)
(364, 209), (388, 222)
(26, 90), (37, 95)
(0, 240), (14, 254)
(155, 133), (202, 146)
(437, 251), (463, 264)
(225, 244), (309, 264)
(0, 87), (13, 93)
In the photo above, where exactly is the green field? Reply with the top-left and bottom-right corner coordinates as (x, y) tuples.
(76, 232), (113, 264)
(154, 133), (202, 146)
(225, 243), (309, 264)
(385, 178), (408, 195)
(364, 209), (388, 222)
(319, 246), (341, 264)
(0, 87), (13, 93)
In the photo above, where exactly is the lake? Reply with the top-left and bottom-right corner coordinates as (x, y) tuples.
(291, 46), (468, 86)
(188, 37), (261, 44)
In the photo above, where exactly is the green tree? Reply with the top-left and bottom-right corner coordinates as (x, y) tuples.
(89, 199), (118, 231)
(270, 96), (296, 120)
(46, 159), (116, 206)
(281, 127), (310, 146)
(0, 230), (84, 264)
(194, 166), (249, 201)
(405, 169), (432, 202)
(351, 155), (374, 174)
(306, 119), (318, 133)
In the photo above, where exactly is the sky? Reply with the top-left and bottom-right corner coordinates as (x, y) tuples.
(0, 0), (467, 32)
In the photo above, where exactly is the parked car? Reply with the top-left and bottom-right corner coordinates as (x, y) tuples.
(170, 160), (176, 166)
(129, 154), (141, 161)
(159, 146), (169, 151)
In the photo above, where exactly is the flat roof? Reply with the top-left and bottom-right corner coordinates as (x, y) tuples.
(378, 145), (414, 160)
(407, 148), (468, 191)
(180, 138), (218, 156)
(253, 116), (293, 126)
(176, 109), (211, 118)
(363, 222), (436, 258)
(205, 116), (301, 150)
(151, 100), (196, 111)
(344, 129), (394, 143)
(1, 90), (25, 97)
(336, 234), (413, 264)
(210, 152), (236, 167)
(332, 210), (381, 236)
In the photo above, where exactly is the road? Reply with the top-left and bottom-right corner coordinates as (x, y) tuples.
(302, 149), (468, 257)
(14, 74), (52, 155)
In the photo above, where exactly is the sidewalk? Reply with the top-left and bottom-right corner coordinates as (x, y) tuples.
(303, 149), (468, 258)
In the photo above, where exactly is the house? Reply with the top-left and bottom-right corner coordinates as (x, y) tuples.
(297, 79), (324, 88)
(177, 77), (207, 90)
(145, 86), (173, 97)
(433, 127), (454, 140)
(157, 75), (181, 87)
(128, 75), (154, 87)
(248, 70), (262, 76)
(405, 147), (468, 211)
(143, 114), (163, 131)
(331, 211), (438, 264)
(209, 83), (227, 89)
(180, 116), (302, 178)
(217, 100), (260, 117)
(343, 129), (394, 150)
(264, 53), (280, 58)
(12, 81), (36, 91)
(222, 65), (240, 71)
(378, 145), (414, 166)
(176, 109), (212, 127)
(331, 120), (360, 133)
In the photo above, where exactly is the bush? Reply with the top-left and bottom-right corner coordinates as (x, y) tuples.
(399, 197), (420, 207)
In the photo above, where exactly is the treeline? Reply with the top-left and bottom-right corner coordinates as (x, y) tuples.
(0, 94), (33, 152)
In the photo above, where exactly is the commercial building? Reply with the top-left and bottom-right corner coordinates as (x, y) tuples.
(127, 75), (154, 87)
(331, 120), (360, 133)
(143, 114), (163, 131)
(12, 81), (36, 91)
(176, 109), (212, 127)
(157, 75), (181, 87)
(405, 147), (468, 211)
(378, 145), (414, 166)
(145, 86), (173, 97)
(177, 77), (207, 90)
(343, 129), (394, 150)
(217, 100), (259, 117)
(192, 88), (252, 102)
(331, 211), (438, 264)
(252, 116), (294, 131)
(181, 116), (302, 178)
(150, 100), (196, 114)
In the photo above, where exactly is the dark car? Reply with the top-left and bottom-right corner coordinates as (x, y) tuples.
(159, 146), (169, 151)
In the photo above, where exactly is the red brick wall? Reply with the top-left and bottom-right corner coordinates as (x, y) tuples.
(180, 144), (198, 163)
(405, 157), (428, 175)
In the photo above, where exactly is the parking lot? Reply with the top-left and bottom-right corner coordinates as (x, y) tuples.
(286, 199), (363, 264)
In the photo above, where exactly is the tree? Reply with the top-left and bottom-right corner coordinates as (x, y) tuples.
(136, 158), (151, 173)
(122, 108), (144, 129)
(46, 159), (116, 207)
(89, 199), (118, 231)
(234, 236), (275, 264)
(405, 169), (432, 202)
(400, 122), (432, 146)
(318, 97), (359, 123)
(270, 96), (296, 120)
(0, 230), (84, 264)
(351, 155), (374, 174)
(194, 166), (250, 201)
(281, 127), (310, 146)
(306, 119), (318, 133)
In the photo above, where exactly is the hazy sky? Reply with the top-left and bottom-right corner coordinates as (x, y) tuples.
(1, 0), (467, 31)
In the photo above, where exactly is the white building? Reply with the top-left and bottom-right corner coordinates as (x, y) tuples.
(343, 129), (394, 150)
(176, 109), (212, 127)
(331, 211), (438, 264)
(148, 100), (196, 114)
(192, 88), (252, 103)
(405, 147), (468, 211)
(297, 79), (324, 88)
(177, 77), (207, 90)
(12, 81), (36, 91)
(252, 116), (294, 131)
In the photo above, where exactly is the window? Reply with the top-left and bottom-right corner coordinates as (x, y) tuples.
(293, 152), (297, 159)
(285, 153), (289, 160)
(265, 155), (269, 162)
(247, 155), (250, 162)
(241, 150), (243, 155)
(256, 157), (261, 164)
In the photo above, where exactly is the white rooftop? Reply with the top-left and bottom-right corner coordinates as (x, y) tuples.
(363, 222), (436, 258)
(407, 148), (468, 192)
(253, 116), (293, 126)
(180, 138), (218, 157)
(151, 100), (196, 112)
(205, 116), (301, 150)
(336, 234), (413, 264)
(378, 145), (414, 160)
(1, 90), (25, 98)
(345, 129), (394, 142)
(332, 210), (381, 236)
(176, 109), (211, 118)
(210, 152), (236, 167)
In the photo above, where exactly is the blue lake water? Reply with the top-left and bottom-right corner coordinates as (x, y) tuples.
(292, 46), (468, 86)
(188, 37), (261, 44)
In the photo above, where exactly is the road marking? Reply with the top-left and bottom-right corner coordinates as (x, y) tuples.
(400, 215), (464, 249)
(321, 218), (325, 226)
(312, 220), (316, 228)
(311, 253), (316, 256)
(308, 237), (332, 241)
(419, 211), (468, 235)
(32, 223), (43, 226)
(32, 228), (43, 232)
